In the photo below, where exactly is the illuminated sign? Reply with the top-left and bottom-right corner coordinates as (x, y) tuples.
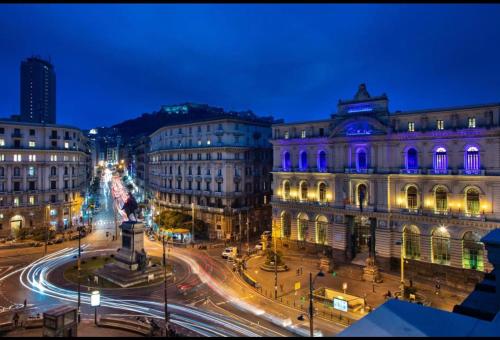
(333, 298), (348, 312)
(346, 128), (372, 136)
(347, 105), (373, 113)
(91, 291), (101, 307)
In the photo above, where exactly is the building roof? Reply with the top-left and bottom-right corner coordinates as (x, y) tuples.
(338, 299), (500, 337)
(0, 119), (82, 132)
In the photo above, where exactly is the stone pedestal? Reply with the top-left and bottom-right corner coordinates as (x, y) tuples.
(115, 221), (145, 271)
(362, 257), (382, 283)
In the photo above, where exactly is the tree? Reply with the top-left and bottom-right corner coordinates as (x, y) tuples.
(265, 248), (284, 266)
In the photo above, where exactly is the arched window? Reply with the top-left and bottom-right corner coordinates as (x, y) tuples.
(316, 215), (328, 245)
(357, 149), (367, 172)
(406, 186), (418, 210)
(403, 225), (420, 259)
(283, 151), (291, 171)
(300, 181), (308, 201)
(281, 211), (291, 239)
(406, 148), (418, 170)
(317, 151), (327, 172)
(50, 166), (57, 176)
(434, 147), (448, 173)
(357, 184), (367, 207)
(297, 213), (309, 241)
(14, 167), (21, 177)
(300, 151), (308, 171)
(435, 187), (448, 212)
(318, 183), (327, 203)
(432, 227), (450, 265)
(465, 146), (480, 173)
(466, 188), (480, 216)
(283, 181), (291, 200)
(462, 231), (484, 271)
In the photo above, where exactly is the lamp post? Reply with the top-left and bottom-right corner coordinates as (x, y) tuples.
(191, 202), (195, 244)
(77, 225), (83, 323)
(90, 290), (100, 325)
(395, 237), (405, 300)
(273, 223), (278, 300)
(298, 270), (324, 337)
(162, 235), (169, 335)
(44, 205), (51, 256)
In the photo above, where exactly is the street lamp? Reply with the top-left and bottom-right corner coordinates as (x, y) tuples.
(45, 205), (51, 256)
(395, 237), (406, 300)
(76, 225), (84, 323)
(162, 235), (170, 335)
(297, 270), (325, 337)
(90, 290), (100, 325)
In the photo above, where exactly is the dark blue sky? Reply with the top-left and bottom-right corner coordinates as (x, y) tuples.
(1, 4), (500, 129)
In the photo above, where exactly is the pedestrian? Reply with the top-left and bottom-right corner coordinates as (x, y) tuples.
(296, 268), (300, 276)
(13, 312), (19, 327)
(386, 290), (392, 298)
(409, 279), (413, 287)
(435, 281), (441, 295)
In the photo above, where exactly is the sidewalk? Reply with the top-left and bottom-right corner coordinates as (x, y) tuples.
(243, 248), (470, 321)
(4, 319), (142, 337)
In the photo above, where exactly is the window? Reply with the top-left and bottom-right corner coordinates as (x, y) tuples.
(0, 139), (4, 146)
(50, 154), (57, 162)
(284, 131), (289, 139)
(297, 213), (308, 241)
(434, 147), (447, 173)
(465, 146), (480, 173)
(403, 225), (421, 259)
(0, 155), (4, 162)
(13, 167), (20, 177)
(29, 196), (35, 205)
(217, 182), (222, 192)
(283, 151), (291, 171)
(468, 117), (476, 128)
(316, 215), (328, 245)
(318, 183), (327, 202)
(317, 151), (327, 172)
(50, 166), (57, 176)
(435, 187), (448, 212)
(357, 184), (367, 207)
(0, 167), (3, 177)
(197, 166), (201, 175)
(13, 197), (20, 207)
(462, 231), (484, 271)
(319, 128), (325, 137)
(406, 148), (418, 170)
(198, 140), (202, 146)
(281, 211), (291, 238)
(51, 181), (56, 190)
(13, 182), (20, 191)
(466, 188), (480, 216)
(283, 181), (290, 199)
(357, 149), (367, 172)
(29, 129), (35, 136)
(406, 186), (418, 210)
(206, 153), (211, 160)
(29, 141), (36, 148)
(13, 154), (22, 162)
(436, 120), (444, 130)
(408, 122), (415, 132)
(299, 151), (308, 171)
(432, 227), (450, 265)
(207, 139), (211, 146)
(217, 152), (222, 160)
(300, 181), (308, 201)
(64, 142), (69, 149)
(301, 130), (306, 138)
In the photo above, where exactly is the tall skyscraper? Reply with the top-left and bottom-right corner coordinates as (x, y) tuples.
(20, 56), (56, 124)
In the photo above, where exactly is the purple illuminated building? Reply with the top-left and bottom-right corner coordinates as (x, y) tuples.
(271, 84), (500, 287)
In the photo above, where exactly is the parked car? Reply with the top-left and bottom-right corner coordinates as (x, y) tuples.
(261, 231), (272, 239)
(222, 247), (238, 259)
(54, 238), (64, 244)
(70, 234), (80, 241)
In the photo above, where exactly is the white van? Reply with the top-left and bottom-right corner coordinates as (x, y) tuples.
(221, 247), (238, 259)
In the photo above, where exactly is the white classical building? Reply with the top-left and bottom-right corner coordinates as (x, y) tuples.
(149, 104), (276, 240)
(271, 84), (500, 287)
(0, 120), (90, 238)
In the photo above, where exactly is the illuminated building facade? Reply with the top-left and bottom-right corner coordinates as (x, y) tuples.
(271, 84), (500, 286)
(0, 120), (90, 238)
(149, 103), (277, 240)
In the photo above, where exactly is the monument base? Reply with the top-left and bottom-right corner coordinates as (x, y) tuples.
(362, 257), (382, 283)
(96, 263), (166, 288)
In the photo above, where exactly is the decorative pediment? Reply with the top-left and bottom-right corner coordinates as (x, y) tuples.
(330, 116), (389, 137)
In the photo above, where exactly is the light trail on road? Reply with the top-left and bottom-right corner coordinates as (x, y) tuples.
(14, 246), (274, 337)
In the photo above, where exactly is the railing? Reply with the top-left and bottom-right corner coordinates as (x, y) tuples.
(458, 169), (485, 175)
(271, 196), (332, 206)
(399, 168), (422, 174)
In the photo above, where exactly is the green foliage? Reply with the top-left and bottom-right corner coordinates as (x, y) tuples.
(154, 210), (209, 240)
(265, 248), (284, 266)
(30, 228), (56, 241)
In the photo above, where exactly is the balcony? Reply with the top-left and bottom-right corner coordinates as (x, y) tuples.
(428, 169), (451, 175)
(202, 190), (211, 195)
(458, 169), (485, 176)
(399, 168), (422, 175)
(271, 196), (332, 207)
(345, 204), (374, 212)
(204, 176), (212, 181)
(215, 175), (223, 183)
(345, 168), (374, 174)
(11, 132), (23, 138)
(49, 135), (60, 140)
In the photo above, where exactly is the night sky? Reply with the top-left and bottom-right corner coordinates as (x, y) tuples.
(1, 4), (500, 129)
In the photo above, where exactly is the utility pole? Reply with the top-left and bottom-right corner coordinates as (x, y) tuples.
(239, 211), (242, 254)
(309, 272), (314, 338)
(274, 226), (278, 300)
(77, 225), (81, 323)
(191, 202), (195, 244)
(163, 235), (169, 336)
(246, 211), (250, 254)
